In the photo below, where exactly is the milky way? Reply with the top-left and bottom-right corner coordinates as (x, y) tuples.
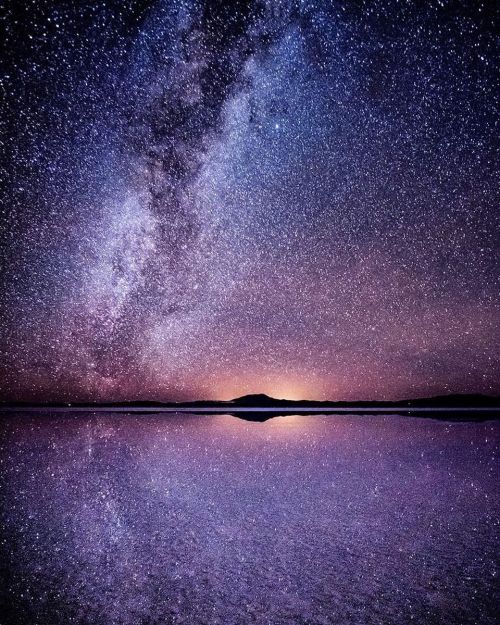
(1, 1), (499, 401)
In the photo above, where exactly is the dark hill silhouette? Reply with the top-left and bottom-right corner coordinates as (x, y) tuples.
(229, 393), (500, 409)
(231, 394), (289, 406)
(1, 393), (499, 422)
(224, 393), (500, 421)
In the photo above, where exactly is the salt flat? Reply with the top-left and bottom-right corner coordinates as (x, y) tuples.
(0, 412), (498, 625)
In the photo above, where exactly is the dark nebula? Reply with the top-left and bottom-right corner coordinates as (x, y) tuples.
(1, 1), (499, 401)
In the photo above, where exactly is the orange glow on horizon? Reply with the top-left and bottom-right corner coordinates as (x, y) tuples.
(208, 373), (328, 402)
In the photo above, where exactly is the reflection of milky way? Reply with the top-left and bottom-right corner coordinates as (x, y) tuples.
(1, 412), (499, 624)
(1, 1), (499, 400)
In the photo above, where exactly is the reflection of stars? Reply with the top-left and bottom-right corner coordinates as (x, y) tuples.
(2, 412), (499, 623)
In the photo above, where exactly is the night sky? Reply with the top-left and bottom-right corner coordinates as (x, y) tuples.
(1, 0), (499, 402)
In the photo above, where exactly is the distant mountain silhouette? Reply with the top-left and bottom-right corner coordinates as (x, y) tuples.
(229, 393), (500, 409)
(231, 394), (289, 406)
(223, 393), (500, 421)
(1, 393), (499, 422)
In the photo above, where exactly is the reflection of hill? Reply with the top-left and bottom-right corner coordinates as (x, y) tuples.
(1, 393), (499, 422)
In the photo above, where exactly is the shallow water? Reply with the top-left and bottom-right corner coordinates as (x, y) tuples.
(0, 412), (498, 625)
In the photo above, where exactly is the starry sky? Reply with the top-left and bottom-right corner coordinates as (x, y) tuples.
(0, 0), (499, 402)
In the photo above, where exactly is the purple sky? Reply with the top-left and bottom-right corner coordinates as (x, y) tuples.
(1, 1), (499, 401)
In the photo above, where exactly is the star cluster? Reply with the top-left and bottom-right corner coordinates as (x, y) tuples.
(1, 0), (499, 401)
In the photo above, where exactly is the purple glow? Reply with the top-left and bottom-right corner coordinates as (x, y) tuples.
(1, 412), (498, 624)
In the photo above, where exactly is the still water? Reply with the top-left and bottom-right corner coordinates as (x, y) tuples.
(0, 412), (498, 625)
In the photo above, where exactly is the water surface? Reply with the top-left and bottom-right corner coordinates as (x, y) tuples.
(0, 412), (498, 624)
